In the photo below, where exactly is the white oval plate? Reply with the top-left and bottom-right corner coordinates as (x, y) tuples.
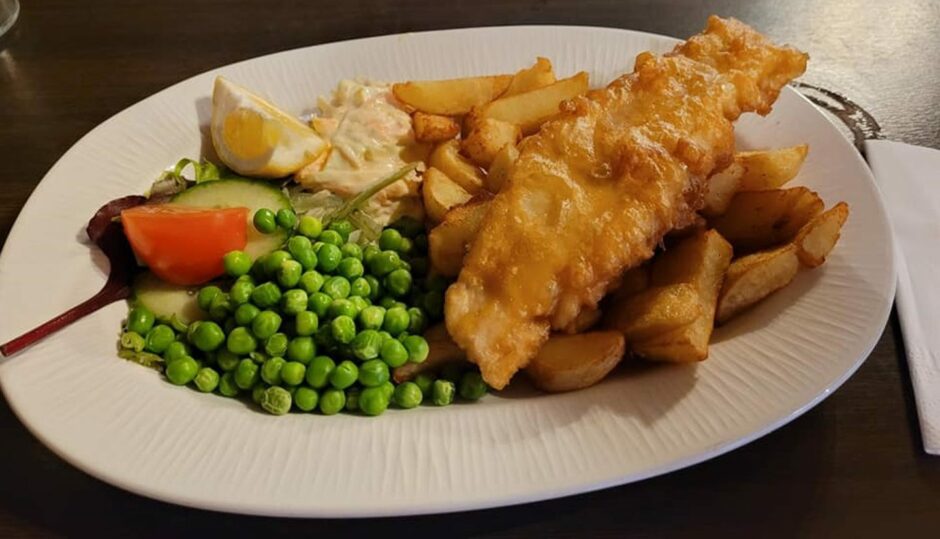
(0, 26), (895, 517)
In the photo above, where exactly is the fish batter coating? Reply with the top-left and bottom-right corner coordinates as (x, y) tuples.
(445, 16), (808, 389)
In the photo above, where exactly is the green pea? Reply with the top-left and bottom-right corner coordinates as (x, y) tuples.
(145, 324), (175, 354)
(459, 371), (488, 401)
(328, 219), (354, 242)
(344, 387), (361, 411)
(294, 387), (319, 412)
(234, 358), (260, 389)
(379, 297), (405, 310)
(307, 292), (332, 317)
(168, 313), (190, 334)
(218, 372), (240, 396)
(340, 243), (363, 260)
(349, 295), (369, 313)
(253, 208), (277, 233)
(407, 307), (428, 334)
(423, 289), (445, 319)
(281, 289), (308, 316)
(336, 257), (363, 281)
(358, 305), (386, 330)
(227, 327), (258, 355)
(319, 229), (344, 246)
(432, 379), (455, 406)
(208, 292), (232, 321)
(296, 271), (324, 295)
(380, 381), (395, 400)
(261, 386), (292, 415)
(359, 386), (390, 416)
(363, 275), (382, 301)
(287, 235), (312, 256)
(126, 306), (155, 335)
(286, 336), (316, 364)
(189, 320), (224, 352)
(378, 228), (403, 252)
(363, 244), (380, 265)
(348, 277), (371, 298)
(262, 250), (289, 275)
(382, 307), (410, 336)
(410, 256), (428, 276)
(358, 358), (389, 387)
(391, 216), (424, 238)
(251, 383), (269, 404)
(394, 381), (423, 409)
(379, 338), (409, 368)
(312, 241), (325, 253)
(196, 286), (222, 311)
(293, 311), (318, 336)
(294, 248), (317, 271)
(277, 260), (303, 288)
(330, 316), (357, 344)
(162, 340), (189, 362)
(398, 259), (411, 272)
(222, 250), (252, 277)
(251, 310), (282, 340)
(297, 215), (323, 239)
(260, 357), (285, 385)
(351, 330), (383, 361)
(328, 299), (357, 319)
(414, 373), (434, 397)
(260, 332), (286, 357)
(280, 361), (306, 386)
(305, 355), (335, 388)
(397, 237), (414, 256)
(317, 243), (342, 272)
(120, 331), (145, 353)
(368, 250), (401, 277)
(216, 348), (240, 372)
(229, 279), (254, 305)
(250, 282), (282, 308)
(194, 367), (221, 392)
(414, 233), (428, 251)
(276, 208), (298, 230)
(234, 303), (261, 326)
(319, 388), (346, 415)
(165, 355), (198, 385)
(322, 276), (351, 299)
(330, 360), (358, 389)
(384, 268), (412, 297)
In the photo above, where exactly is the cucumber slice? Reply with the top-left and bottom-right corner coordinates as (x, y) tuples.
(171, 178), (290, 259)
(132, 272), (205, 325)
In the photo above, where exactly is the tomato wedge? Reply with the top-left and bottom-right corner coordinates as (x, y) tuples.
(121, 205), (248, 285)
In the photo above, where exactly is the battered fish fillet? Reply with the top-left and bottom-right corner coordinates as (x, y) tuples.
(445, 16), (808, 389)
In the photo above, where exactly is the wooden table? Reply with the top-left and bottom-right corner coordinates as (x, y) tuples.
(1, 0), (938, 536)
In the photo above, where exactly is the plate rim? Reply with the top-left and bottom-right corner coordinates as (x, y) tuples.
(0, 24), (897, 518)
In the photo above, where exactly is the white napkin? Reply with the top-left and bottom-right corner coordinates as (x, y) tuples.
(866, 139), (940, 455)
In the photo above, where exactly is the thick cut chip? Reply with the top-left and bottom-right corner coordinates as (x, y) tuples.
(428, 196), (492, 277)
(503, 57), (557, 97)
(793, 202), (849, 267)
(716, 243), (800, 324)
(478, 72), (590, 134)
(461, 118), (522, 168)
(632, 230), (733, 363)
(736, 144), (809, 191)
(702, 161), (744, 217)
(525, 331), (625, 392)
(605, 283), (703, 342)
(429, 139), (486, 195)
(710, 187), (823, 252)
(392, 75), (512, 115)
(413, 112), (460, 143)
(484, 144), (519, 193)
(422, 167), (472, 223)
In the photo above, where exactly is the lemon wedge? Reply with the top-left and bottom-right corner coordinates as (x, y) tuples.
(210, 76), (328, 178)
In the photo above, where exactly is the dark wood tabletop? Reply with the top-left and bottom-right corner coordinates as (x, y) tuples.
(2, 0), (939, 536)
